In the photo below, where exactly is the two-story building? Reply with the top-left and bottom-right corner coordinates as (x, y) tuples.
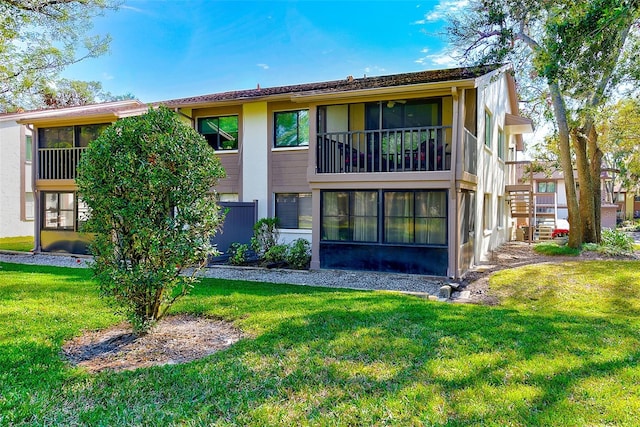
(13, 64), (532, 278)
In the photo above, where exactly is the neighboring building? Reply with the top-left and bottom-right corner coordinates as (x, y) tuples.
(0, 117), (34, 238)
(13, 65), (532, 278)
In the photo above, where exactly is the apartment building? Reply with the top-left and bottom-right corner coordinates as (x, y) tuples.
(11, 64), (532, 277)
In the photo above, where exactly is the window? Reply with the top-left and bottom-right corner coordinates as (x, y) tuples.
(322, 191), (378, 241)
(42, 192), (88, 230)
(497, 196), (504, 228)
(43, 192), (75, 230)
(461, 190), (476, 244)
(385, 191), (446, 245)
(275, 193), (312, 229)
(274, 110), (309, 147)
(321, 189), (447, 245)
(197, 116), (238, 150)
(497, 128), (505, 159)
(483, 194), (492, 231)
(537, 182), (556, 193)
(38, 124), (109, 148)
(25, 135), (33, 162)
(218, 193), (239, 202)
(484, 109), (492, 148)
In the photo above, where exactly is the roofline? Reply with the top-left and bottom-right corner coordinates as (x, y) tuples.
(0, 100), (144, 123)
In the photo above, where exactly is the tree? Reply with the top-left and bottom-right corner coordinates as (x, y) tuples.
(0, 0), (117, 112)
(76, 106), (226, 332)
(598, 99), (640, 206)
(446, 0), (640, 247)
(39, 78), (135, 108)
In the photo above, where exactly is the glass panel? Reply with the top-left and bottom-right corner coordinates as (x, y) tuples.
(58, 211), (75, 230)
(25, 135), (33, 161)
(217, 116), (238, 149)
(298, 193), (312, 229)
(44, 193), (58, 229)
(417, 191), (446, 217)
(384, 192), (413, 243)
(39, 126), (74, 149)
(385, 217), (413, 243)
(352, 191), (377, 242)
(298, 110), (309, 146)
(276, 193), (299, 229)
(485, 110), (492, 147)
(405, 101), (439, 127)
(275, 110), (309, 147)
(59, 193), (75, 210)
(417, 218), (446, 245)
(77, 124), (109, 147)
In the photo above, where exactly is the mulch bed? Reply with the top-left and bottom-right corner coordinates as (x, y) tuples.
(62, 314), (244, 373)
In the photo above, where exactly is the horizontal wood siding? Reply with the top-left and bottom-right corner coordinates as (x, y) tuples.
(271, 150), (310, 192)
(215, 153), (240, 194)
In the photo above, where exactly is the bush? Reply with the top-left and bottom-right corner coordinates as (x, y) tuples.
(77, 106), (226, 332)
(227, 243), (249, 266)
(599, 228), (634, 255)
(250, 218), (279, 257)
(263, 244), (288, 265)
(286, 238), (311, 269)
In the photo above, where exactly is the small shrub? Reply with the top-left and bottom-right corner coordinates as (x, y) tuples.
(599, 228), (634, 255)
(227, 243), (249, 265)
(287, 238), (311, 269)
(250, 218), (280, 257)
(264, 244), (288, 265)
(534, 242), (581, 256)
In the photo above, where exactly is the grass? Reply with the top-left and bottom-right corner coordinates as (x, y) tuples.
(1, 261), (640, 425)
(0, 236), (34, 252)
(533, 241), (581, 256)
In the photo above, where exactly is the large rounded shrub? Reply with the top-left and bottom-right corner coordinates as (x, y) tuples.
(77, 106), (226, 332)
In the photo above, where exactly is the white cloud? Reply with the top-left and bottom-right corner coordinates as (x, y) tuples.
(257, 63), (269, 70)
(415, 48), (459, 68)
(363, 66), (387, 75)
(421, 0), (470, 22)
(102, 72), (114, 81)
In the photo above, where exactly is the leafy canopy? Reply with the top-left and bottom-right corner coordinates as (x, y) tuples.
(0, 0), (117, 111)
(77, 106), (226, 332)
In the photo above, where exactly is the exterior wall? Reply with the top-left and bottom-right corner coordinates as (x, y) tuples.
(0, 121), (34, 238)
(242, 102), (269, 218)
(475, 73), (513, 262)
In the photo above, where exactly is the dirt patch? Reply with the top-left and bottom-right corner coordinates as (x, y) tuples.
(455, 241), (638, 305)
(62, 314), (244, 373)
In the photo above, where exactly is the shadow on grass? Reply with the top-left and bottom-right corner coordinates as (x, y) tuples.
(2, 262), (640, 425)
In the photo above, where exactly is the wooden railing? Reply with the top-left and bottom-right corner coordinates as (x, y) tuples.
(317, 126), (452, 173)
(38, 147), (86, 180)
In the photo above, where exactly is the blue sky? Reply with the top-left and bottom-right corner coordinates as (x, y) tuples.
(62, 0), (468, 103)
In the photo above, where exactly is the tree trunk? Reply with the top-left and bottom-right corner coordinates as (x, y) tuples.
(572, 128), (598, 243)
(587, 125), (603, 242)
(549, 82), (582, 248)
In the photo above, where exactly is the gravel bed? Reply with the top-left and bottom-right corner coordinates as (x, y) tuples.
(0, 251), (445, 295)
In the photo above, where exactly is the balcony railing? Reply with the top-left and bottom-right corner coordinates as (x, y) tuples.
(317, 126), (452, 173)
(38, 147), (86, 180)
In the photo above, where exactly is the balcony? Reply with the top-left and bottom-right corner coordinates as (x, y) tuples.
(317, 126), (452, 174)
(38, 147), (86, 180)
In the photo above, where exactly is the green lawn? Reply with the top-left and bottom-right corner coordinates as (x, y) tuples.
(1, 261), (639, 426)
(0, 236), (34, 252)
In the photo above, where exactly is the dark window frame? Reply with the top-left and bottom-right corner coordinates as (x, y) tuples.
(38, 124), (109, 149)
(275, 193), (312, 229)
(197, 115), (239, 150)
(320, 189), (447, 246)
(274, 110), (310, 147)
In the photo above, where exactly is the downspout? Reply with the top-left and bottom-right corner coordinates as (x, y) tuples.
(449, 87), (459, 278)
(27, 124), (40, 253)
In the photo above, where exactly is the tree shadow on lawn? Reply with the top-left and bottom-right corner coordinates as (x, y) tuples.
(54, 297), (640, 425)
(3, 263), (640, 425)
